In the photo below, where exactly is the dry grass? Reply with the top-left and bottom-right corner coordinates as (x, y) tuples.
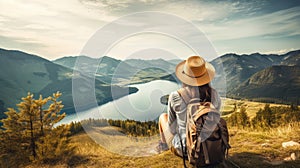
(228, 123), (300, 167)
(26, 99), (300, 168)
(26, 123), (300, 168)
(26, 130), (187, 168)
(221, 98), (289, 119)
(61, 133), (186, 168)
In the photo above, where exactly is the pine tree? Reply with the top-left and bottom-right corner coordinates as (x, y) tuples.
(233, 102), (237, 113)
(262, 104), (274, 127)
(251, 108), (264, 128)
(228, 113), (238, 127)
(0, 92), (71, 166)
(290, 104), (299, 111)
(35, 92), (69, 162)
(238, 106), (249, 128)
(227, 104), (238, 127)
(36, 124), (72, 162)
(0, 108), (29, 166)
(17, 93), (39, 160)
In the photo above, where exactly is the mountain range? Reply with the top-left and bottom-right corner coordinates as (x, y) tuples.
(211, 50), (300, 103)
(0, 48), (137, 119)
(0, 48), (299, 119)
(53, 49), (300, 104)
(53, 56), (177, 85)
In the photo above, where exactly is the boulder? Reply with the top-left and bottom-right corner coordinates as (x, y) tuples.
(282, 141), (300, 148)
(284, 153), (297, 161)
(291, 153), (296, 161)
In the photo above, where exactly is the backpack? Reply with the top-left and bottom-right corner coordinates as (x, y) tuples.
(178, 88), (231, 167)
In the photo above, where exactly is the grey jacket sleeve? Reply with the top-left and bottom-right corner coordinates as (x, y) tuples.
(211, 88), (222, 111)
(167, 92), (180, 135)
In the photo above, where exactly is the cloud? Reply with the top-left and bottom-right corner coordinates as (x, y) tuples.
(0, 0), (299, 59)
(0, 0), (114, 59)
(79, 0), (243, 22)
(200, 6), (300, 41)
(106, 32), (196, 60)
(263, 48), (296, 55)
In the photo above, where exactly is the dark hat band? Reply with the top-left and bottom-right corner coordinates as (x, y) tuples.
(182, 70), (206, 78)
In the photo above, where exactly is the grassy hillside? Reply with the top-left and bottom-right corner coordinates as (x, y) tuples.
(25, 122), (300, 168)
(221, 98), (289, 119)
(0, 49), (71, 118)
(22, 99), (300, 168)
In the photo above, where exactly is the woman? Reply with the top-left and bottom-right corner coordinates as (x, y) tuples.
(157, 55), (221, 157)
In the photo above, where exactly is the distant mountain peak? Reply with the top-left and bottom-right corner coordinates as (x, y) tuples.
(220, 53), (239, 57)
(0, 48), (52, 63)
(283, 49), (300, 56)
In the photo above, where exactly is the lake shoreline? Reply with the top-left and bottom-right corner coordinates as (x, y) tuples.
(59, 80), (180, 125)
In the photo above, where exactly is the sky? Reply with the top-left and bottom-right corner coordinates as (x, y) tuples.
(0, 0), (300, 60)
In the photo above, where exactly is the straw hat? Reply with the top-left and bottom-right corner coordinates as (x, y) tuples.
(175, 56), (215, 86)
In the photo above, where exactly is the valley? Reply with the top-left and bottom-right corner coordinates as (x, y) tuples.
(1, 48), (299, 120)
(1, 47), (300, 167)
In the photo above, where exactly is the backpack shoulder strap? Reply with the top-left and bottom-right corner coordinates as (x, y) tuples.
(177, 87), (191, 105)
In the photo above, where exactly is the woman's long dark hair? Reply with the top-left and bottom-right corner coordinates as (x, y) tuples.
(198, 83), (212, 102)
(183, 83), (212, 102)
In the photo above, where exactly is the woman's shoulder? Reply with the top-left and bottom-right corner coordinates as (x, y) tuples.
(210, 88), (221, 110)
(211, 88), (220, 99)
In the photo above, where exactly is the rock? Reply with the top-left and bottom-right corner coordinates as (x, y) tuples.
(291, 153), (296, 161)
(282, 141), (300, 148)
(284, 153), (297, 161)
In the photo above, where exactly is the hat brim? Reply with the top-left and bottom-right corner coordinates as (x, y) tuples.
(175, 60), (215, 86)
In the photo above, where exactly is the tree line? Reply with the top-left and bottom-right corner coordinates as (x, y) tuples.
(226, 103), (300, 129)
(69, 118), (159, 137)
(108, 119), (158, 137)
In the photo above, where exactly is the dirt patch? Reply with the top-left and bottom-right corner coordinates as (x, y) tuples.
(85, 126), (160, 157)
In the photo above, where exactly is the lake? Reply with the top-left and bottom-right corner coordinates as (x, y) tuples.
(59, 80), (180, 124)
